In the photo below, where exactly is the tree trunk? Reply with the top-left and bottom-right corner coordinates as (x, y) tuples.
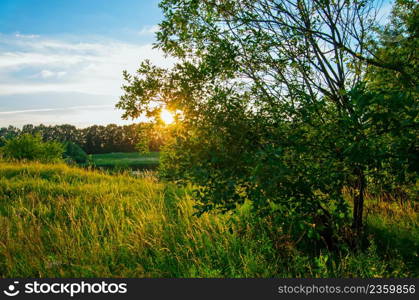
(352, 168), (366, 233)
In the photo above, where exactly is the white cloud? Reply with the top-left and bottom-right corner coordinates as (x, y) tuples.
(38, 70), (67, 79)
(138, 25), (159, 36)
(0, 52), (88, 69)
(15, 33), (40, 39)
(0, 32), (174, 127)
(0, 34), (175, 96)
(0, 105), (112, 115)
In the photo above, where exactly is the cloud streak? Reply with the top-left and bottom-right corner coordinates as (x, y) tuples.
(0, 104), (113, 115)
(0, 31), (174, 127)
(0, 104), (138, 128)
(138, 25), (159, 36)
(0, 33), (174, 97)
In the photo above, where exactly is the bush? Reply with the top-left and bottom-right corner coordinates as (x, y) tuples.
(64, 141), (88, 164)
(0, 133), (64, 163)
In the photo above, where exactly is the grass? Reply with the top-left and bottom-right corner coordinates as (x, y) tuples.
(90, 152), (160, 170)
(0, 161), (417, 277)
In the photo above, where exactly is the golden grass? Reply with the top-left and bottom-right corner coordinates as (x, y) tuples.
(0, 161), (417, 277)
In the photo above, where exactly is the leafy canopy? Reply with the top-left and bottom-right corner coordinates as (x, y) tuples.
(118, 0), (418, 239)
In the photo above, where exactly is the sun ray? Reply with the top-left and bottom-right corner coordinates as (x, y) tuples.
(160, 108), (174, 124)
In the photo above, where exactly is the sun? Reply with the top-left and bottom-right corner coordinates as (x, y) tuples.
(160, 108), (175, 125)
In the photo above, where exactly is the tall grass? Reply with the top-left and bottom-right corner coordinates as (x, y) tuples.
(90, 152), (159, 170)
(0, 161), (417, 277)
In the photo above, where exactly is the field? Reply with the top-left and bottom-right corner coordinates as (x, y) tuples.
(0, 161), (417, 277)
(90, 152), (160, 170)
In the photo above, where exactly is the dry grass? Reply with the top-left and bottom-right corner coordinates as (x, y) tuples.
(0, 161), (417, 277)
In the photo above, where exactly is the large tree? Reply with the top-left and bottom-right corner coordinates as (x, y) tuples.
(118, 0), (417, 240)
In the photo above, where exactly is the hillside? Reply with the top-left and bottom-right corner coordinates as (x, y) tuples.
(0, 161), (417, 277)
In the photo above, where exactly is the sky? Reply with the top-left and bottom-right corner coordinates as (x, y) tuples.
(0, 0), (393, 128)
(0, 0), (173, 128)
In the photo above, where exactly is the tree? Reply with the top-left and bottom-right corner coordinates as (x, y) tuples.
(82, 125), (106, 154)
(0, 126), (20, 147)
(0, 123), (161, 155)
(118, 0), (417, 241)
(366, 0), (418, 91)
(117, 0), (417, 236)
(63, 141), (89, 164)
(362, 0), (418, 199)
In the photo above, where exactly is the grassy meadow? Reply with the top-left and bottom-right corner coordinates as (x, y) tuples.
(0, 160), (417, 278)
(90, 152), (160, 170)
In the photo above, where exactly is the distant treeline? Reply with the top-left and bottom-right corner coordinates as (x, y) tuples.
(0, 123), (163, 154)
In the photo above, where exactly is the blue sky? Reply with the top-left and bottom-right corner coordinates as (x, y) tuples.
(0, 0), (393, 128)
(0, 0), (162, 40)
(0, 0), (172, 127)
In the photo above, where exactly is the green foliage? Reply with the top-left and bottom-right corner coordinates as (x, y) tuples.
(0, 123), (166, 155)
(63, 141), (88, 164)
(366, 0), (418, 90)
(363, 0), (419, 194)
(0, 126), (20, 147)
(1, 133), (64, 163)
(118, 0), (418, 241)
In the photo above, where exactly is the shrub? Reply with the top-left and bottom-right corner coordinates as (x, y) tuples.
(64, 141), (88, 164)
(1, 133), (64, 163)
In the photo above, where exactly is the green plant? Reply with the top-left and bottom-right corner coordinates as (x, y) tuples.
(117, 0), (417, 243)
(63, 141), (88, 164)
(0, 161), (416, 277)
(1, 133), (64, 163)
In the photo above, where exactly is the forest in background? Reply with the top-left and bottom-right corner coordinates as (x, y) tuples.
(0, 123), (165, 154)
